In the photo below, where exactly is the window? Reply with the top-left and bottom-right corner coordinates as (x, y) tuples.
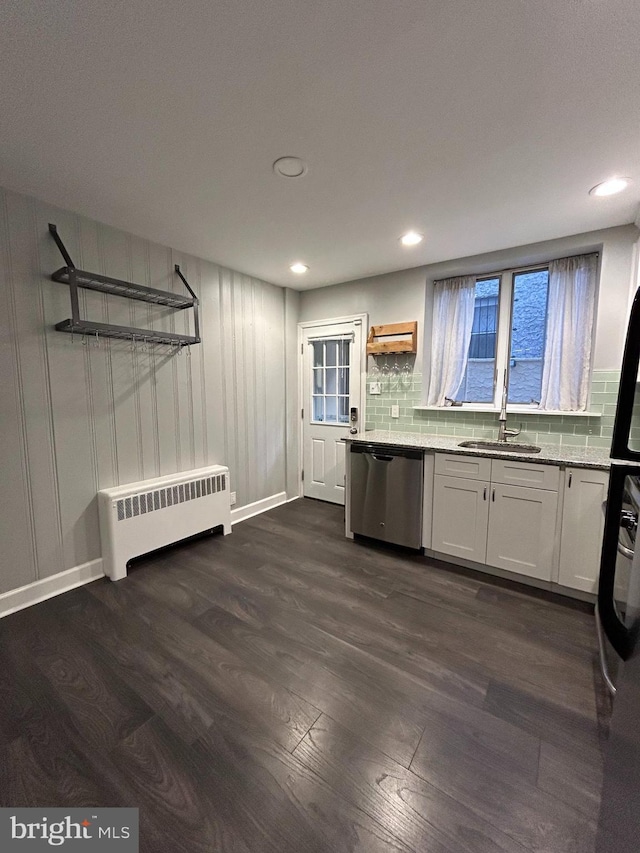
(453, 268), (549, 405)
(430, 253), (597, 411)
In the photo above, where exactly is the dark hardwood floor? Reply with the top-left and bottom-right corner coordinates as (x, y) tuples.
(0, 498), (609, 852)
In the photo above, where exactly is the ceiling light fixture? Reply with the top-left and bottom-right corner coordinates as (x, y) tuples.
(290, 262), (309, 274)
(273, 156), (308, 178)
(400, 231), (423, 246)
(589, 177), (631, 197)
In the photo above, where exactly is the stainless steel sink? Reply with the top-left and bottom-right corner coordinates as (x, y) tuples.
(458, 440), (541, 454)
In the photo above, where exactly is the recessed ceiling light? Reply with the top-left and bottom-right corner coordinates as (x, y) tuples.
(273, 156), (308, 178)
(589, 177), (631, 197)
(290, 262), (309, 274)
(400, 231), (424, 246)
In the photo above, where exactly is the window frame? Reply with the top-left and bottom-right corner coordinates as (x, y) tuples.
(424, 259), (597, 414)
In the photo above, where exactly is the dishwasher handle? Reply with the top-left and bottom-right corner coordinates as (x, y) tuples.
(371, 454), (394, 462)
(350, 443), (423, 461)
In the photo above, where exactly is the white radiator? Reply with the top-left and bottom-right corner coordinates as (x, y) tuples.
(98, 464), (231, 581)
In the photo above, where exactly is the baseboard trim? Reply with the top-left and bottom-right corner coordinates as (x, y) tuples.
(425, 548), (594, 604)
(0, 559), (104, 619)
(231, 491), (287, 525)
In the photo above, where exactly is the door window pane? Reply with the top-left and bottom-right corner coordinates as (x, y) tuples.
(313, 342), (323, 367)
(325, 396), (337, 422)
(338, 367), (349, 395)
(508, 269), (549, 404)
(313, 396), (324, 421)
(454, 277), (500, 403)
(313, 369), (324, 394)
(339, 396), (349, 423)
(325, 341), (338, 366)
(338, 340), (350, 366)
(326, 368), (337, 395)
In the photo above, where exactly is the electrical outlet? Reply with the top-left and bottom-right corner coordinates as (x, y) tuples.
(391, 405), (399, 418)
(230, 491), (237, 506)
(369, 381), (381, 395)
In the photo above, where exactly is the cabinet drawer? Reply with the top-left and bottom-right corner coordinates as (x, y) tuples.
(434, 453), (491, 482)
(490, 458), (560, 491)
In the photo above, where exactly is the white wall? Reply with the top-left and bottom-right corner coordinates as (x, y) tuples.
(0, 186), (297, 596)
(299, 224), (639, 373)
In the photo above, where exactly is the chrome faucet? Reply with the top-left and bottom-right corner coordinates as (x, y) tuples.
(497, 384), (521, 443)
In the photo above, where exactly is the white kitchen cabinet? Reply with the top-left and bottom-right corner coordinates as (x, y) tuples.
(485, 483), (559, 581)
(558, 467), (610, 593)
(431, 453), (561, 584)
(432, 474), (490, 563)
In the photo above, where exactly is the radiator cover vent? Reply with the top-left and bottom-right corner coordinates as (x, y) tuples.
(116, 474), (226, 521)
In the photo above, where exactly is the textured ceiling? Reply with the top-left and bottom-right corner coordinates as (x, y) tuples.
(1, 0), (639, 289)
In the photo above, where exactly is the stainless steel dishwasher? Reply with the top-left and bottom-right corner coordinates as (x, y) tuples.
(349, 444), (423, 548)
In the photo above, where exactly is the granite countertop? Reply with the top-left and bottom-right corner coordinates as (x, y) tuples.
(344, 429), (612, 470)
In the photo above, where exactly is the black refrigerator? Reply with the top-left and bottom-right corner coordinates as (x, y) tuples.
(596, 284), (640, 852)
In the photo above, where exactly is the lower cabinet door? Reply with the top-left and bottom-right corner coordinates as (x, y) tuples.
(486, 484), (558, 581)
(558, 468), (609, 593)
(432, 475), (490, 563)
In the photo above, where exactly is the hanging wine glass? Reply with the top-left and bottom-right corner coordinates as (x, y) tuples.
(401, 355), (412, 389)
(369, 354), (380, 381)
(390, 354), (401, 392)
(380, 355), (390, 391)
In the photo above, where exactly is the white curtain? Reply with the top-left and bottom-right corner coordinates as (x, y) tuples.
(539, 253), (597, 411)
(427, 275), (476, 406)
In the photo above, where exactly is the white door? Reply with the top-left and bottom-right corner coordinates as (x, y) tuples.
(558, 468), (610, 593)
(431, 474), (490, 562)
(302, 320), (363, 504)
(486, 483), (558, 581)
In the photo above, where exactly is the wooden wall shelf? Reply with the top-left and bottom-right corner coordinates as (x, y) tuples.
(366, 321), (417, 355)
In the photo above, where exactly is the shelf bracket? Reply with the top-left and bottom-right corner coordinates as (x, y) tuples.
(48, 223), (76, 269)
(174, 264), (200, 341)
(48, 223), (81, 324)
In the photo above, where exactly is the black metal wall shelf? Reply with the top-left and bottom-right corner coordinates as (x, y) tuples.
(49, 223), (201, 346)
(55, 319), (200, 346)
(51, 267), (194, 308)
